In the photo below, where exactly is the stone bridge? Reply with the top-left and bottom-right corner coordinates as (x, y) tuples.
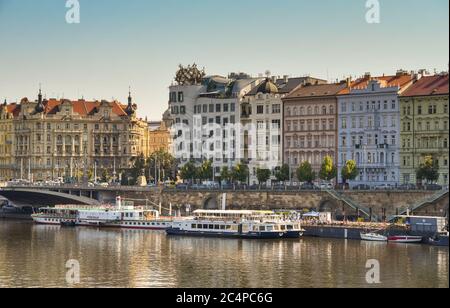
(1, 185), (448, 221)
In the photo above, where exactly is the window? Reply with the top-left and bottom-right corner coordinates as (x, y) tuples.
(223, 104), (229, 112)
(341, 118), (347, 129)
(209, 104), (214, 113)
(216, 104), (221, 113)
(272, 104), (281, 114)
(180, 106), (186, 114)
(178, 92), (184, 102)
(257, 105), (264, 114)
(230, 103), (235, 112)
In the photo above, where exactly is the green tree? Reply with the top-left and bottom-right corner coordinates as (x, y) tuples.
(220, 166), (231, 183)
(147, 150), (177, 182)
(275, 164), (290, 183)
(296, 161), (316, 183)
(416, 156), (439, 184)
(341, 160), (359, 185)
(101, 169), (111, 183)
(256, 168), (271, 185)
(130, 153), (146, 185)
(319, 156), (337, 181)
(179, 161), (197, 183)
(198, 160), (213, 181)
(231, 163), (249, 184)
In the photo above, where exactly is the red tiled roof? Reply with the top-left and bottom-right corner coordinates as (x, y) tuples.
(339, 74), (414, 95)
(401, 74), (449, 97)
(43, 99), (128, 116)
(6, 103), (21, 117)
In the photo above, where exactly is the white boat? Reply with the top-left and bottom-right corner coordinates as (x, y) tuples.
(32, 197), (174, 230)
(360, 232), (388, 242)
(167, 210), (304, 239)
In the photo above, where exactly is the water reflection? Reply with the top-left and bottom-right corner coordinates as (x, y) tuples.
(0, 221), (448, 288)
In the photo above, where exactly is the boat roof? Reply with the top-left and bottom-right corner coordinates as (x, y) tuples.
(193, 210), (274, 215)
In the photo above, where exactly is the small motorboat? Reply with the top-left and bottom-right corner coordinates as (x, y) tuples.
(428, 233), (449, 247)
(388, 235), (423, 244)
(361, 232), (388, 242)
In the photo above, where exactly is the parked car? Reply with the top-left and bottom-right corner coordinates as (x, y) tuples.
(175, 183), (188, 190)
(375, 184), (393, 190)
(398, 184), (416, 191)
(353, 184), (371, 191)
(425, 184), (443, 191)
(300, 183), (315, 190)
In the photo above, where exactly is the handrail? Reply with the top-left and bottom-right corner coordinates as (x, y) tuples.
(325, 189), (379, 222)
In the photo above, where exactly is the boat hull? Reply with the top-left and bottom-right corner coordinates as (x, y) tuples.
(166, 228), (285, 239)
(282, 231), (304, 239)
(388, 236), (423, 243)
(360, 233), (388, 242)
(32, 216), (171, 230)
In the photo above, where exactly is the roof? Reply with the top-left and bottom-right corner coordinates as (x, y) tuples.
(401, 74), (449, 97)
(339, 73), (414, 95)
(43, 99), (128, 116)
(247, 76), (327, 96)
(284, 83), (348, 100)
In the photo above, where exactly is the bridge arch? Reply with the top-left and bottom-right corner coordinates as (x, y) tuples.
(0, 188), (100, 207)
(203, 194), (219, 210)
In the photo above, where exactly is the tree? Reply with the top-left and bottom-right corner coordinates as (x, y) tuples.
(341, 160), (359, 185)
(101, 169), (111, 183)
(231, 163), (249, 184)
(319, 156), (337, 181)
(256, 168), (271, 185)
(179, 161), (197, 183)
(198, 160), (213, 181)
(296, 161), (316, 183)
(416, 156), (439, 184)
(220, 166), (231, 183)
(147, 150), (177, 182)
(130, 153), (146, 185)
(275, 164), (290, 183)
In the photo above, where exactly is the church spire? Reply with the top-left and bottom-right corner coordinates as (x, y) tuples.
(125, 86), (135, 116)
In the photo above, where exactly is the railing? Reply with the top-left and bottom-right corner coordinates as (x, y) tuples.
(387, 189), (449, 222)
(324, 189), (378, 222)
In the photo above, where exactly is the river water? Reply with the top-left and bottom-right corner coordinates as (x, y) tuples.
(0, 220), (448, 288)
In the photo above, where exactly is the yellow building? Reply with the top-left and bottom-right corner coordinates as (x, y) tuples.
(146, 121), (171, 155)
(2, 89), (150, 182)
(0, 100), (16, 181)
(400, 74), (449, 186)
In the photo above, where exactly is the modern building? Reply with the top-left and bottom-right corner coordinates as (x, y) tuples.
(282, 82), (345, 178)
(337, 71), (415, 188)
(400, 73), (449, 186)
(0, 89), (149, 182)
(168, 68), (263, 178)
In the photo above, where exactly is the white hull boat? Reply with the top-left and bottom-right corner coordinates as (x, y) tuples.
(360, 233), (388, 242)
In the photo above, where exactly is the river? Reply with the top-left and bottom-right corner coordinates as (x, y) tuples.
(0, 220), (448, 288)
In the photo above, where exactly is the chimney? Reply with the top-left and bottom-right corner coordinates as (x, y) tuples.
(283, 75), (289, 83)
(364, 72), (371, 79)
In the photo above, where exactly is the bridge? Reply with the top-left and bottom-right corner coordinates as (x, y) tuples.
(0, 187), (101, 207)
(0, 185), (448, 221)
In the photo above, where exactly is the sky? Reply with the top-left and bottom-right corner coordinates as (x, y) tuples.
(0, 0), (448, 121)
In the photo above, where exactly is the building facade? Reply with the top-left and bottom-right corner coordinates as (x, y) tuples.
(241, 76), (326, 184)
(400, 74), (449, 186)
(168, 67), (262, 178)
(0, 101), (16, 181)
(146, 121), (171, 155)
(0, 90), (149, 182)
(337, 72), (414, 187)
(282, 82), (345, 178)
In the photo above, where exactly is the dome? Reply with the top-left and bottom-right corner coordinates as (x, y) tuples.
(256, 78), (279, 94)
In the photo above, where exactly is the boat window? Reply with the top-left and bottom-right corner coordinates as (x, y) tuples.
(259, 226), (266, 232)
(287, 225), (293, 230)
(220, 225), (225, 230)
(209, 225), (214, 229)
(214, 225), (220, 230)
(203, 224), (208, 229)
(198, 224), (203, 229)
(192, 224), (197, 229)
(267, 226), (274, 232)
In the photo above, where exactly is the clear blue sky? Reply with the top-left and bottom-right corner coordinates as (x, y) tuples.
(0, 0), (448, 120)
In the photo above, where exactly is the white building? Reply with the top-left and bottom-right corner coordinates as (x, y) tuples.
(337, 72), (414, 188)
(241, 76), (326, 185)
(168, 73), (262, 178)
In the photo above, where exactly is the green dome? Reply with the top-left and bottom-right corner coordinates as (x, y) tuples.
(257, 78), (279, 94)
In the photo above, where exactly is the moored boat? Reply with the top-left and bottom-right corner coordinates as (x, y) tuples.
(166, 210), (303, 239)
(388, 235), (423, 244)
(360, 232), (388, 242)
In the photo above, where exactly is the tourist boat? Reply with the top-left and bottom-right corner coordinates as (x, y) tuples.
(388, 235), (423, 244)
(360, 232), (388, 242)
(32, 197), (174, 230)
(166, 210), (304, 239)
